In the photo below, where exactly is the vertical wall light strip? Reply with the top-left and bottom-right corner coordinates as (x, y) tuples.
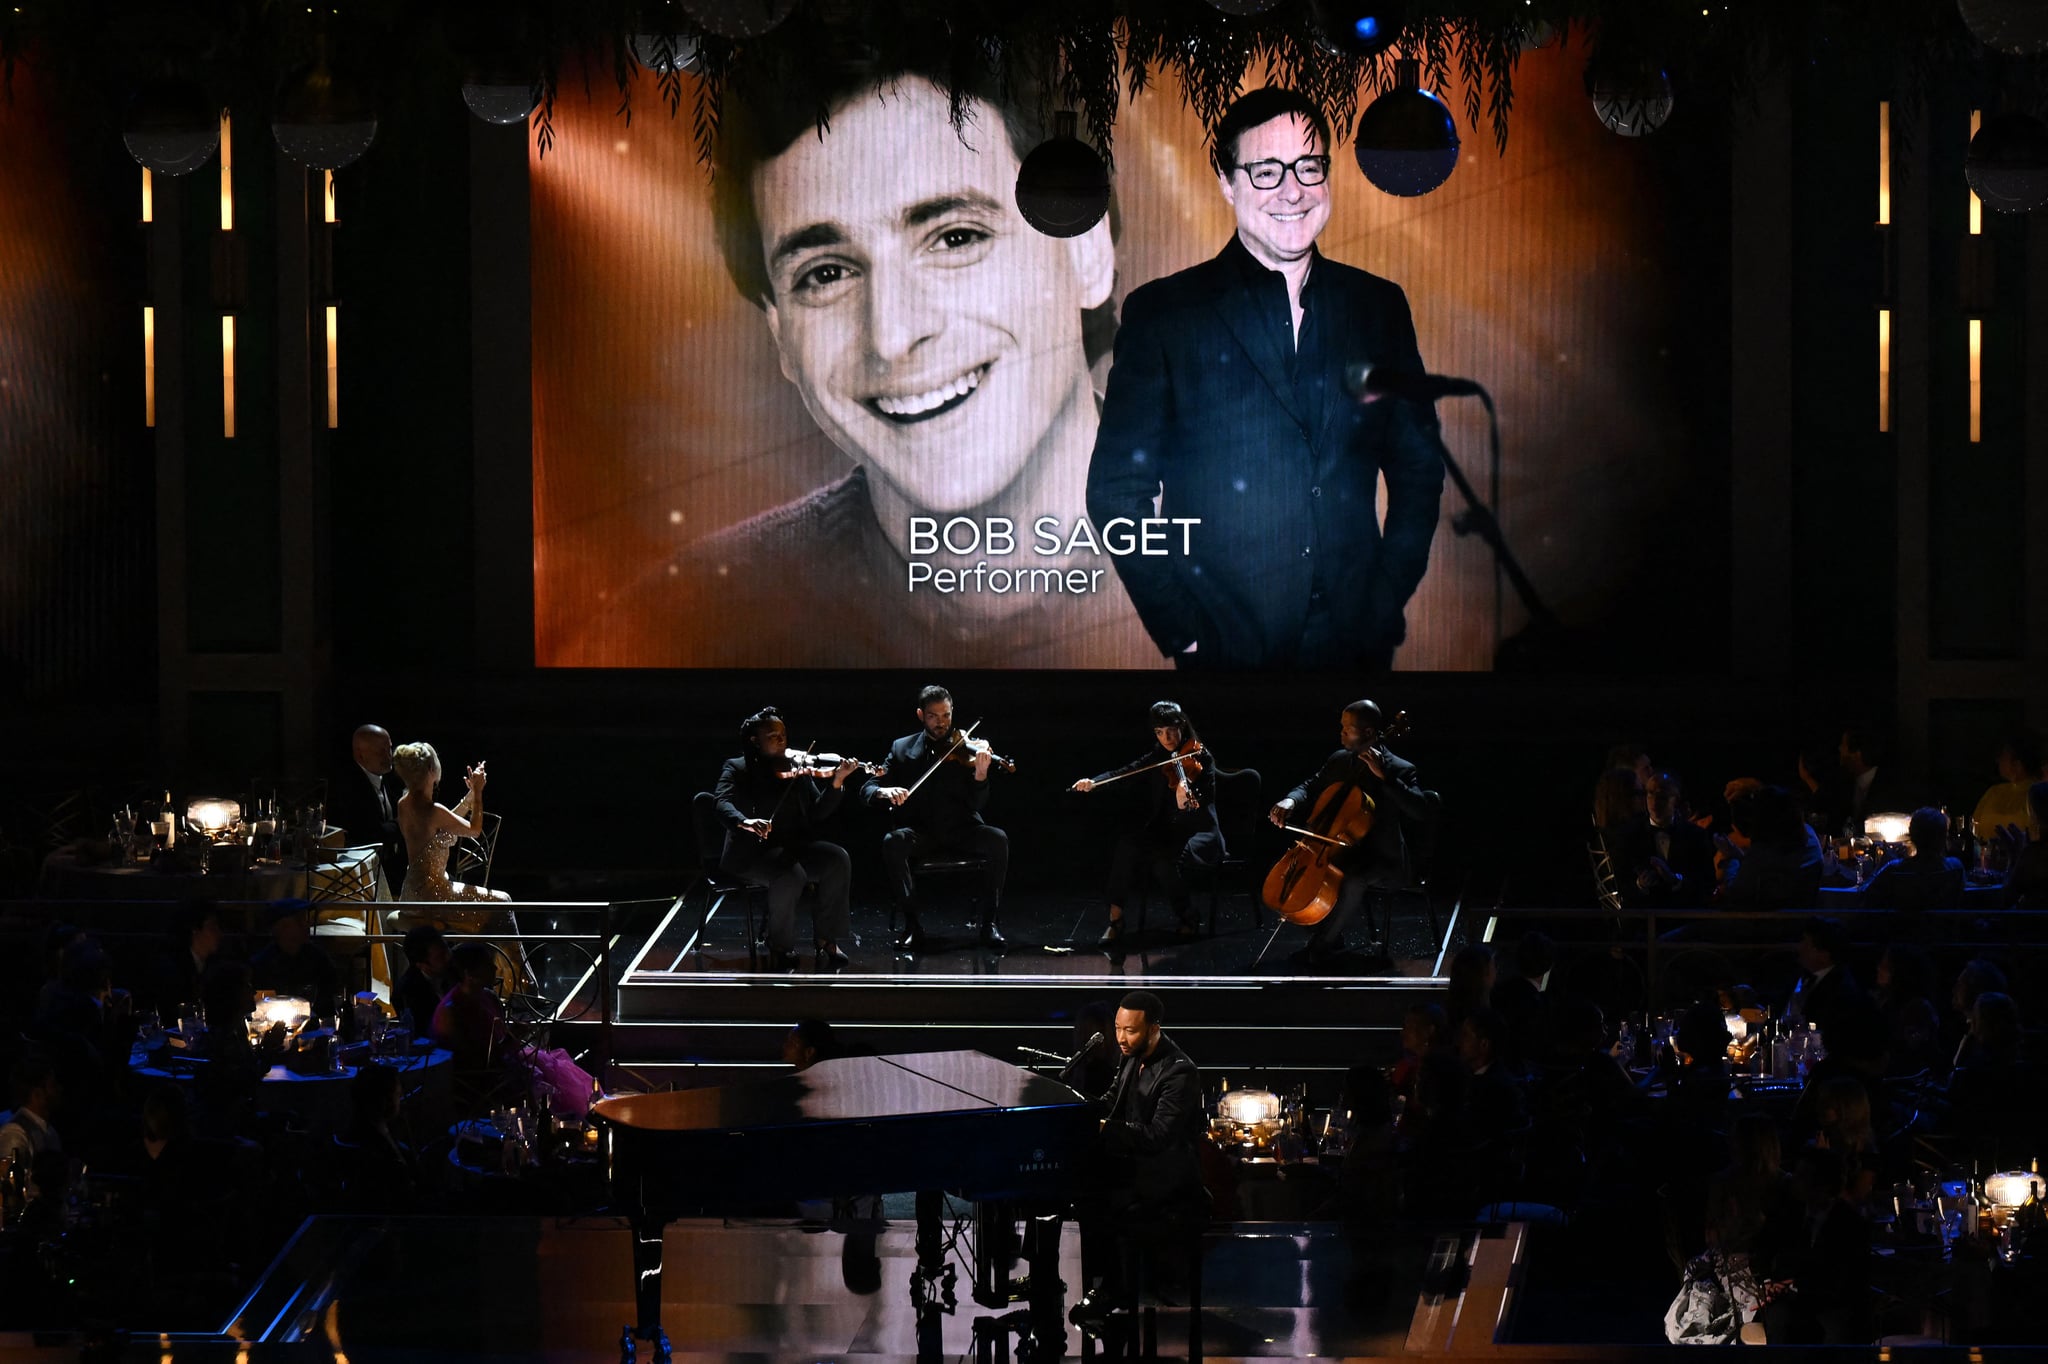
(325, 305), (340, 428)
(143, 307), (156, 427)
(218, 112), (233, 231)
(221, 315), (237, 438)
(1877, 310), (1892, 434)
(1877, 102), (1891, 226)
(141, 167), (154, 223)
(1968, 318), (1982, 444)
(323, 169), (337, 223)
(1969, 110), (1983, 235)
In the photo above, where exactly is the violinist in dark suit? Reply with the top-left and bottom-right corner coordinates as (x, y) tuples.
(1087, 87), (1447, 669)
(714, 707), (858, 971)
(1070, 990), (1207, 1328)
(330, 724), (407, 894)
(862, 685), (1009, 953)
(1071, 701), (1223, 945)
(1269, 699), (1439, 962)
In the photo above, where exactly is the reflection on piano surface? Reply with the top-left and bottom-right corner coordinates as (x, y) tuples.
(596, 1050), (1093, 1355)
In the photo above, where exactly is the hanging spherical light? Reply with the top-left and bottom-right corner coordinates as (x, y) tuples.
(1966, 112), (2048, 214)
(1313, 0), (1410, 57)
(681, 0), (797, 39)
(461, 72), (541, 125)
(1205, 0), (1286, 14)
(123, 78), (219, 175)
(1353, 57), (1459, 197)
(1958, 0), (2048, 55)
(630, 31), (702, 75)
(1014, 111), (1111, 238)
(1585, 51), (1675, 137)
(273, 56), (378, 170)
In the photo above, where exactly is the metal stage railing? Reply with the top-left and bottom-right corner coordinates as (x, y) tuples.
(1477, 905), (2048, 1012)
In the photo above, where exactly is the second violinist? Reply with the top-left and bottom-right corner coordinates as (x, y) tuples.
(1071, 701), (1223, 945)
(713, 707), (860, 971)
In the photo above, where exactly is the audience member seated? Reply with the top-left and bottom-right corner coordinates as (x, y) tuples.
(1455, 1008), (1527, 1156)
(1944, 957), (2008, 1075)
(331, 1062), (416, 1211)
(1750, 1147), (1872, 1344)
(32, 937), (136, 1112)
(1859, 806), (1966, 909)
(30, 922), (85, 1021)
(1618, 773), (1717, 908)
(1872, 944), (1943, 1076)
(1529, 996), (1633, 1141)
(392, 925), (450, 1038)
(1971, 731), (2044, 844)
(1943, 990), (2040, 1169)
(1998, 780), (2048, 907)
(1665, 1003), (1735, 1130)
(147, 899), (222, 1023)
(1391, 1001), (1450, 1111)
(1721, 787), (1823, 908)
(1784, 917), (1865, 1035)
(1490, 931), (1554, 1069)
(1591, 766), (1646, 893)
(188, 961), (269, 1136)
(433, 942), (510, 1073)
(0, 1051), (64, 1192)
(782, 1018), (835, 1073)
(1704, 1113), (1795, 1257)
(1793, 743), (1848, 845)
(1808, 1075), (1883, 1203)
(249, 902), (340, 1018)
(1445, 944), (1496, 1030)
(1838, 727), (1916, 838)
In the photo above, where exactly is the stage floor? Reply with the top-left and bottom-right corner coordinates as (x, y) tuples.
(218, 1214), (1429, 1361)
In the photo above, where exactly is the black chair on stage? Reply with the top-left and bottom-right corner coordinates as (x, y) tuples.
(1074, 1192), (1213, 1364)
(688, 791), (764, 968)
(889, 852), (994, 938)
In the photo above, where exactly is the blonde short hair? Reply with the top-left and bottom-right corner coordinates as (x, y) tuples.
(393, 741), (439, 792)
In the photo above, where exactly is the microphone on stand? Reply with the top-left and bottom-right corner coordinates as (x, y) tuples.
(1343, 362), (1483, 402)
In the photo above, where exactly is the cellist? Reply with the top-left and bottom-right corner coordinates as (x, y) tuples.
(1267, 699), (1439, 963)
(1071, 701), (1222, 946)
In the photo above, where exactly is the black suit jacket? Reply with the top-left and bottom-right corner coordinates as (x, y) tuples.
(1087, 235), (1447, 666)
(1282, 747), (1438, 887)
(1616, 816), (1718, 908)
(712, 753), (848, 866)
(330, 764), (407, 889)
(861, 731), (992, 842)
(1102, 1032), (1206, 1206)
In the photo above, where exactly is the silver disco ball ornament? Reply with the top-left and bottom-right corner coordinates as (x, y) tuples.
(123, 78), (219, 175)
(630, 32), (702, 75)
(1966, 112), (2048, 214)
(461, 80), (541, 125)
(1205, 0), (1286, 13)
(1958, 0), (2048, 54)
(273, 60), (378, 169)
(1014, 112), (1111, 238)
(1586, 54), (1674, 137)
(681, 0), (797, 39)
(1354, 58), (1459, 197)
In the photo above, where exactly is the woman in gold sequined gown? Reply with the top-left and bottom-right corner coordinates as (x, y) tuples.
(393, 741), (511, 903)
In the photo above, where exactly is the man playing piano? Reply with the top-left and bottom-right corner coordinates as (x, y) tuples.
(1069, 990), (1207, 1330)
(863, 685), (1011, 953)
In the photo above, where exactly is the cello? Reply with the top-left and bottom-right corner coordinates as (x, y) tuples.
(1260, 711), (1409, 926)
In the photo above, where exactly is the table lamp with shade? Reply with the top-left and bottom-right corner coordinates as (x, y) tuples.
(1863, 812), (1913, 845)
(186, 798), (242, 839)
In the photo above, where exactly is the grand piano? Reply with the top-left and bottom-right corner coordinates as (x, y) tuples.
(594, 1050), (1096, 1355)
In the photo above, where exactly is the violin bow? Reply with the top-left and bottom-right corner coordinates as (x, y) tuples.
(901, 720), (979, 800)
(1085, 743), (1208, 789)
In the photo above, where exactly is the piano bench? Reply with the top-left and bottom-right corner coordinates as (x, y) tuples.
(1075, 1223), (1207, 1363)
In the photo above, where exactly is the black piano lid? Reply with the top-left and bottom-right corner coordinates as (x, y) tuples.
(593, 1050), (1087, 1134)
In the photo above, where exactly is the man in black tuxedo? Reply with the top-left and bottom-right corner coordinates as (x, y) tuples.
(1838, 728), (1917, 837)
(1088, 86), (1447, 669)
(330, 724), (406, 895)
(1618, 771), (1717, 908)
(1786, 916), (1865, 1036)
(1269, 698), (1439, 962)
(713, 707), (858, 972)
(862, 686), (1009, 953)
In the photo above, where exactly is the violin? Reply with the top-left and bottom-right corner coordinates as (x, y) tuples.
(936, 726), (1017, 775)
(1075, 740), (1209, 808)
(1260, 711), (1410, 926)
(779, 749), (886, 780)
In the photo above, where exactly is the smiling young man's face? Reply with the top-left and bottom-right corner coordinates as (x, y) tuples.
(1216, 112), (1330, 269)
(750, 79), (1112, 517)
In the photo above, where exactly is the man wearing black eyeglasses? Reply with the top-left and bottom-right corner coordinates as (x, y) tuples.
(1087, 86), (1447, 670)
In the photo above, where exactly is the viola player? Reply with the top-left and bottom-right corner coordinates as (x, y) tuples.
(862, 685), (1011, 954)
(713, 706), (858, 971)
(1267, 698), (1439, 964)
(1070, 701), (1223, 946)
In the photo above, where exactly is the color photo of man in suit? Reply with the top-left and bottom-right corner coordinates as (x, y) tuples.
(1088, 87), (1448, 669)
